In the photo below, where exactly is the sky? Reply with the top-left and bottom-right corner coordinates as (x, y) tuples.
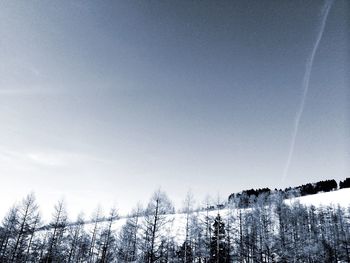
(0, 0), (348, 221)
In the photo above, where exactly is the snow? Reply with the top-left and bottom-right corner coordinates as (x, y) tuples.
(46, 188), (350, 245)
(142, 188), (350, 243)
(288, 188), (350, 207)
(107, 188), (350, 243)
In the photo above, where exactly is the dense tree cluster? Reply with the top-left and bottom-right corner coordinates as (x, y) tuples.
(0, 186), (349, 262)
(229, 188), (271, 209)
(340, 178), (350, 189)
(297, 179), (338, 196)
(228, 178), (344, 208)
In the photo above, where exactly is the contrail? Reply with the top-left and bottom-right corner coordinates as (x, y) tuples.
(282, 0), (334, 181)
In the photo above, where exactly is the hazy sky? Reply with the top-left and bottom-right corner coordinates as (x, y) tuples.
(0, 0), (348, 221)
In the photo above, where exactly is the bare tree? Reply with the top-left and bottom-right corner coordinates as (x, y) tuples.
(0, 206), (19, 261)
(45, 199), (68, 263)
(67, 213), (85, 263)
(118, 204), (143, 262)
(182, 190), (195, 263)
(88, 206), (102, 263)
(24, 212), (41, 262)
(141, 189), (174, 263)
(99, 207), (118, 263)
(202, 195), (213, 263)
(11, 193), (40, 262)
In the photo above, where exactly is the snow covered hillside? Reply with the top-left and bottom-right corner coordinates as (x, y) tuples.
(104, 188), (350, 244)
(2, 188), (349, 262)
(289, 188), (350, 207)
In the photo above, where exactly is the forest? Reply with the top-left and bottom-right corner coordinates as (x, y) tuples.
(1, 180), (350, 263)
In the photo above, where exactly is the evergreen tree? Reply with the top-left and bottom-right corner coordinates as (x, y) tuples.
(209, 214), (229, 263)
(178, 240), (193, 263)
(339, 178), (350, 189)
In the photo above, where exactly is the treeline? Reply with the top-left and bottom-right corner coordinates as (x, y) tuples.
(228, 178), (349, 208)
(340, 178), (350, 189)
(0, 188), (350, 263)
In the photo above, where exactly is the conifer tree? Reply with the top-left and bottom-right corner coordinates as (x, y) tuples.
(209, 214), (229, 263)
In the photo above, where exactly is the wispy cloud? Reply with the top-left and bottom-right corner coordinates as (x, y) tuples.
(0, 148), (110, 168)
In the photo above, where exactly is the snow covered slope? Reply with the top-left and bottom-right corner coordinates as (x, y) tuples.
(288, 188), (350, 207)
(107, 188), (350, 244)
(56, 188), (350, 245)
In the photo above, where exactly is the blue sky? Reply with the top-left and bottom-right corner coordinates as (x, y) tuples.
(0, 0), (348, 220)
